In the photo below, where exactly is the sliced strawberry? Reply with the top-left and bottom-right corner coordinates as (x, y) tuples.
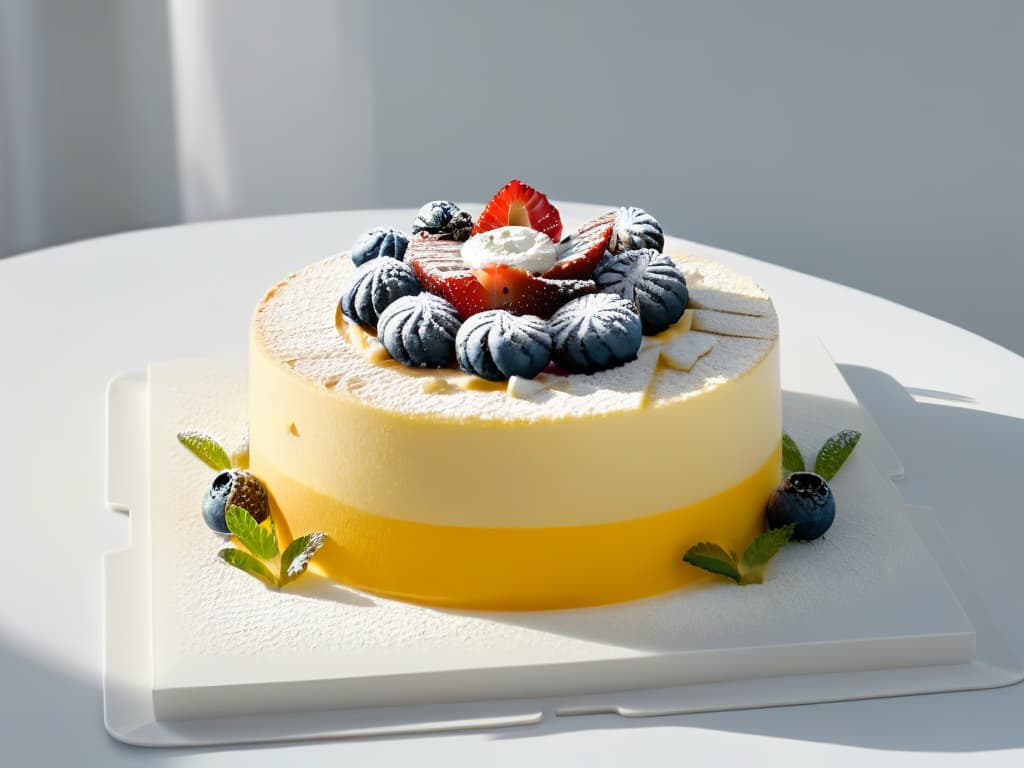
(407, 236), (488, 317)
(407, 234), (594, 319)
(544, 211), (615, 280)
(471, 264), (595, 318)
(472, 179), (562, 242)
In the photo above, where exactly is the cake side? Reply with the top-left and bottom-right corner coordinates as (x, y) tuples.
(249, 249), (781, 528)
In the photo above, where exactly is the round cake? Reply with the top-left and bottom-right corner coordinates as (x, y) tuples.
(248, 183), (781, 610)
(250, 249), (780, 610)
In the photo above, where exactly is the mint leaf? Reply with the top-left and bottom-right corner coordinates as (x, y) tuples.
(219, 548), (279, 588)
(177, 430), (232, 471)
(683, 542), (742, 583)
(814, 429), (862, 481)
(740, 525), (794, 584)
(279, 532), (328, 586)
(781, 432), (805, 475)
(225, 505), (279, 561)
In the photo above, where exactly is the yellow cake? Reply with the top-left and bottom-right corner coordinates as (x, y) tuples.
(249, 243), (781, 610)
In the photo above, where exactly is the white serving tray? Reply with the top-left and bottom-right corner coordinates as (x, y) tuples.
(103, 338), (1022, 747)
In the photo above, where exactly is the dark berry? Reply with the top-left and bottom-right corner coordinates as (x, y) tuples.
(340, 257), (422, 328)
(351, 227), (409, 266)
(455, 310), (553, 381)
(594, 248), (688, 335)
(766, 472), (836, 541)
(202, 469), (269, 534)
(377, 293), (462, 368)
(608, 206), (664, 253)
(548, 293), (643, 374)
(412, 201), (473, 241)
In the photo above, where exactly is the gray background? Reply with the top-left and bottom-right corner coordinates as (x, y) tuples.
(1, 0), (1021, 352)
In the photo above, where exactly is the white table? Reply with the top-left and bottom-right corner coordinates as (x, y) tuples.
(1, 206), (1022, 766)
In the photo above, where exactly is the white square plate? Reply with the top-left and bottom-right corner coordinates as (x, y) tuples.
(102, 338), (1021, 746)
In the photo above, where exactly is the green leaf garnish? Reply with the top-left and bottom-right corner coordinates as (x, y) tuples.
(279, 532), (328, 586)
(218, 507), (327, 589)
(683, 542), (742, 583)
(814, 429), (862, 481)
(740, 525), (795, 584)
(781, 432), (805, 475)
(683, 525), (795, 585)
(225, 505), (279, 561)
(218, 548), (279, 588)
(177, 430), (232, 471)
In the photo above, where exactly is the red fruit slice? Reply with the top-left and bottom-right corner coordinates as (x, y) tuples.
(471, 264), (595, 319)
(543, 211), (616, 280)
(407, 235), (595, 319)
(407, 236), (488, 318)
(472, 179), (563, 242)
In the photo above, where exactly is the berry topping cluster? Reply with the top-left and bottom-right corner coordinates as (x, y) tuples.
(338, 180), (689, 381)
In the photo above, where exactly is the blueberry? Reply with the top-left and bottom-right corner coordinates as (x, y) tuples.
(202, 469), (270, 534)
(608, 206), (664, 254)
(351, 227), (409, 266)
(548, 293), (643, 374)
(340, 257), (422, 328)
(378, 293), (462, 368)
(412, 201), (473, 241)
(766, 472), (836, 541)
(456, 310), (553, 381)
(594, 248), (688, 335)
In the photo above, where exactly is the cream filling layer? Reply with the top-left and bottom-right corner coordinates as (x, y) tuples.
(249, 334), (781, 528)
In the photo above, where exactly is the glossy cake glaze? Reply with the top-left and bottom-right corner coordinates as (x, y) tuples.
(250, 249), (781, 609)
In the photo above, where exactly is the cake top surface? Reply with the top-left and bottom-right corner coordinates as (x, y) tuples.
(252, 244), (778, 423)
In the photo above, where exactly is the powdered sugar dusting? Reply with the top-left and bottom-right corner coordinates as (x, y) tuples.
(254, 249), (778, 421)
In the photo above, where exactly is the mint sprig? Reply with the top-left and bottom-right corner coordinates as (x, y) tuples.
(177, 430), (233, 471)
(219, 504), (328, 589)
(683, 525), (795, 585)
(225, 505), (279, 560)
(814, 429), (862, 481)
(782, 429), (861, 480)
(683, 542), (742, 583)
(219, 548), (279, 589)
(279, 533), (329, 586)
(740, 525), (795, 584)
(781, 432), (805, 475)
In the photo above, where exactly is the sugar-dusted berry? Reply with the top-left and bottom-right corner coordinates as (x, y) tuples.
(594, 248), (688, 335)
(412, 201), (473, 241)
(202, 469), (269, 534)
(456, 310), (552, 381)
(340, 256), (422, 328)
(351, 227), (409, 266)
(548, 293), (643, 374)
(377, 293), (462, 368)
(608, 206), (664, 254)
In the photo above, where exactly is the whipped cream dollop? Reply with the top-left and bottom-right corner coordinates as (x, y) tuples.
(460, 226), (556, 274)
